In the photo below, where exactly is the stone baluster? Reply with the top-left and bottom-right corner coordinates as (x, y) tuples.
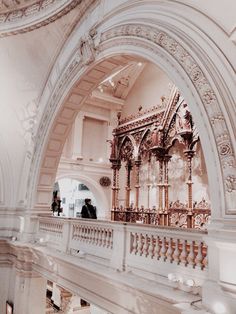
(138, 233), (143, 255)
(106, 230), (110, 248)
(160, 237), (167, 261)
(180, 239), (187, 265)
(105, 229), (109, 247)
(99, 229), (103, 246)
(88, 226), (92, 243)
(133, 233), (138, 254)
(155, 236), (161, 259)
(77, 225), (81, 240)
(101, 229), (105, 247)
(93, 228), (97, 244)
(148, 235), (154, 258)
(143, 234), (149, 257)
(166, 237), (173, 262)
(92, 227), (95, 244)
(202, 249), (208, 269)
(96, 228), (99, 245)
(173, 238), (180, 264)
(195, 241), (203, 268)
(187, 240), (196, 267)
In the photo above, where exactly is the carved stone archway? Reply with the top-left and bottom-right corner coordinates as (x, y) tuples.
(28, 6), (235, 222)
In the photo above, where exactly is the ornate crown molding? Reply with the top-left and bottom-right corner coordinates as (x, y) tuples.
(0, 0), (85, 37)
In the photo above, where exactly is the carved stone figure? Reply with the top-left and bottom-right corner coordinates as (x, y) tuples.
(151, 124), (164, 148)
(78, 30), (97, 65)
(107, 137), (118, 160)
(175, 102), (192, 134)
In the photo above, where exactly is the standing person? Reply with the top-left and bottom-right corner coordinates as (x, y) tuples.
(81, 198), (97, 219)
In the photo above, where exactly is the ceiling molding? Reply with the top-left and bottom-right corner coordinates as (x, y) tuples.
(0, 0), (93, 37)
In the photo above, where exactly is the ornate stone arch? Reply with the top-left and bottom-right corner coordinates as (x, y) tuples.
(28, 4), (235, 220)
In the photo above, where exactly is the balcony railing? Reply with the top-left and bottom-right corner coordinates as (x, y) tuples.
(111, 199), (211, 230)
(38, 216), (208, 289)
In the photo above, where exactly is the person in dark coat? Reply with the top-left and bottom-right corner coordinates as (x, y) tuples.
(81, 198), (97, 219)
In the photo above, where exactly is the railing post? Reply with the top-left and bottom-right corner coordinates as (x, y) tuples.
(61, 219), (71, 253)
(110, 223), (127, 271)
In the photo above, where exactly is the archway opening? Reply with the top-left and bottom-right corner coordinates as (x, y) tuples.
(53, 178), (97, 218)
(35, 53), (213, 229)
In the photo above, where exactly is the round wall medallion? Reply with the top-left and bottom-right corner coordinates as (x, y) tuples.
(99, 176), (111, 187)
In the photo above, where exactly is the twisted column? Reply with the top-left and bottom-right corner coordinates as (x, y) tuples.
(147, 158), (152, 209)
(157, 157), (165, 213)
(134, 158), (141, 209)
(163, 155), (171, 225)
(164, 155), (171, 210)
(184, 150), (195, 228)
(125, 161), (132, 208)
(111, 161), (121, 210)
